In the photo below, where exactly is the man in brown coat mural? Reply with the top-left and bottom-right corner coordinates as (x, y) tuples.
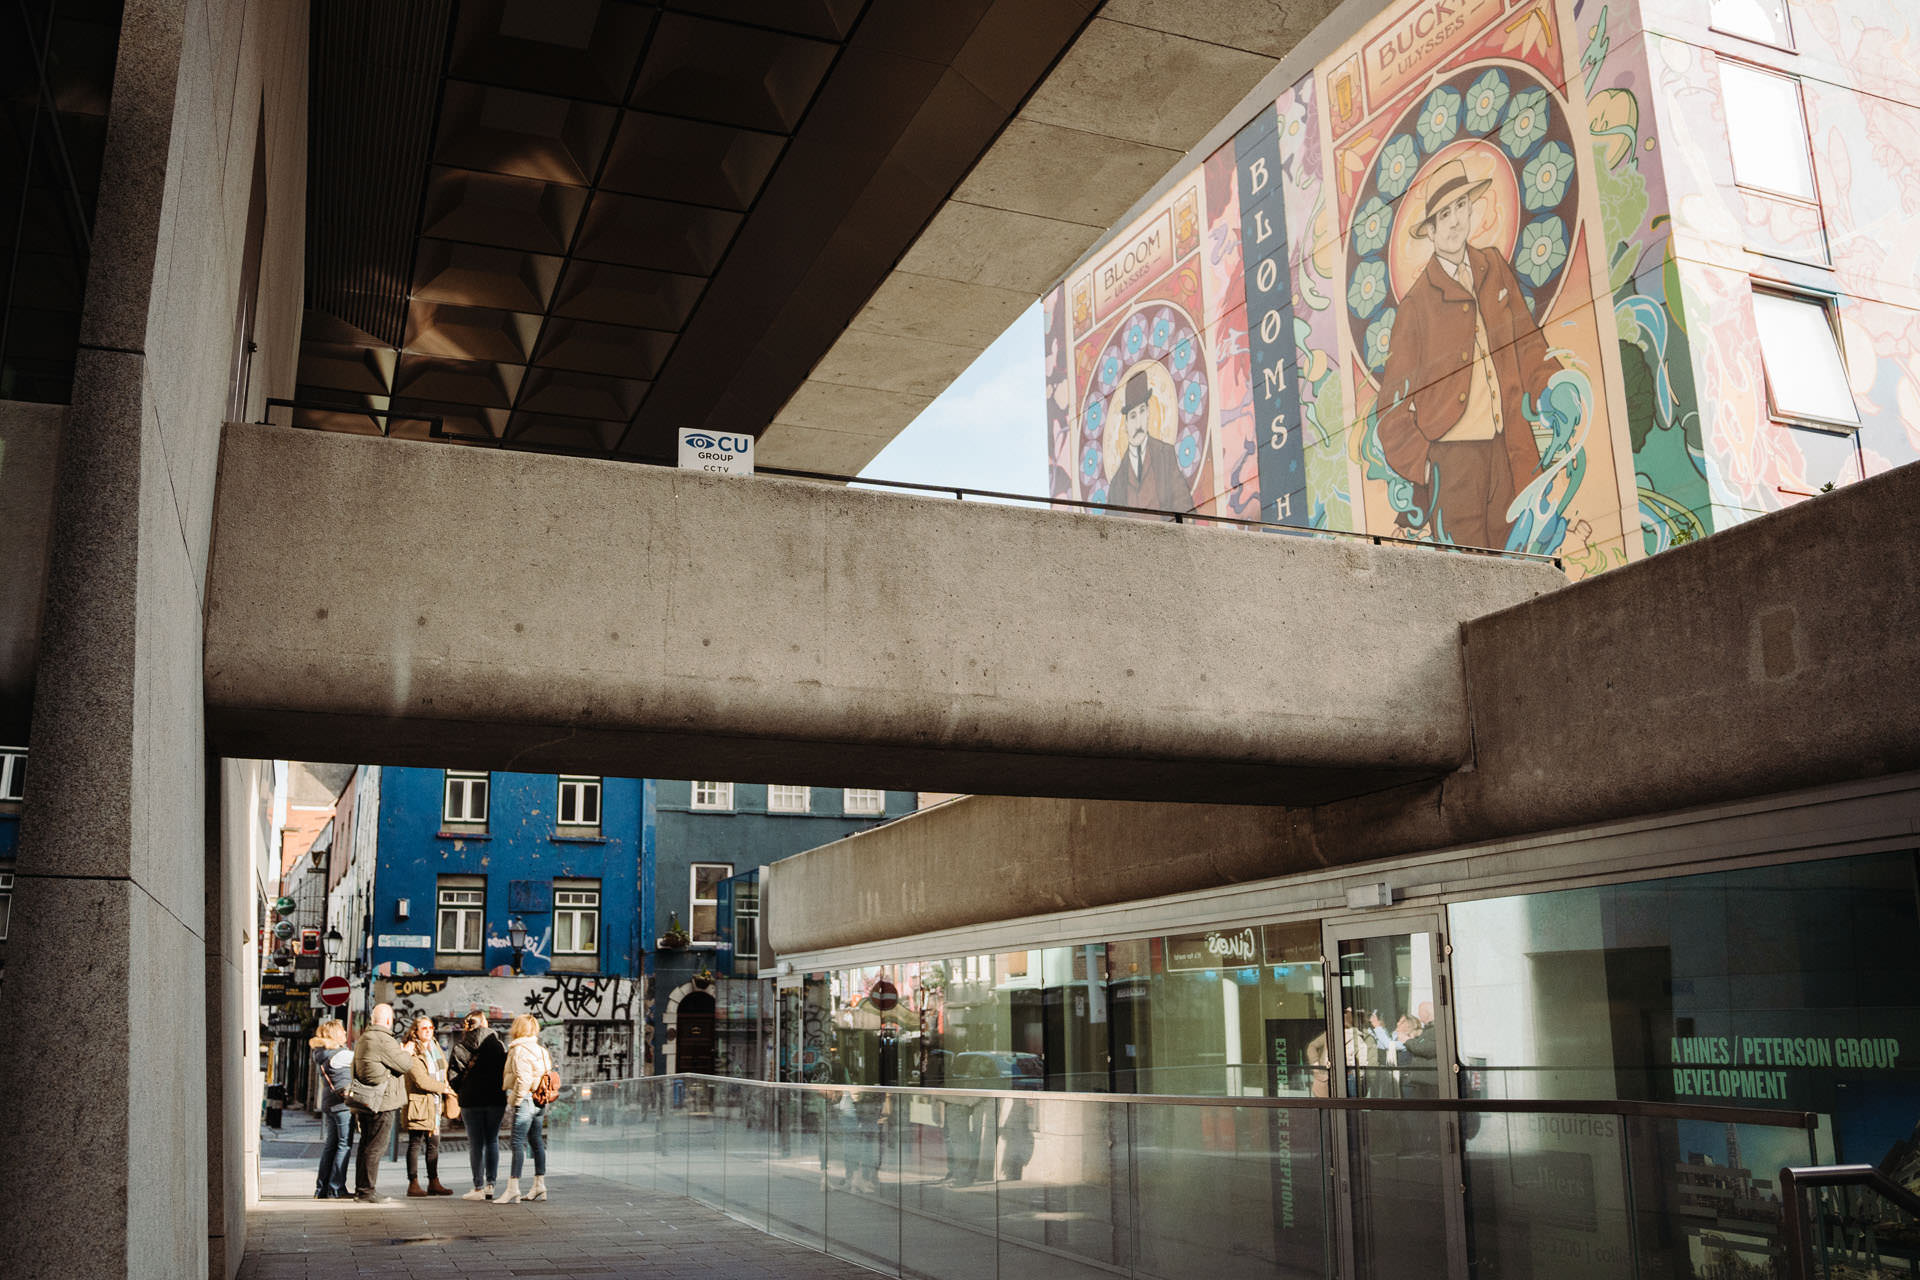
(1377, 160), (1558, 549)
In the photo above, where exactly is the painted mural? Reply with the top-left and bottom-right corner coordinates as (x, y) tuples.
(1047, 0), (1650, 570)
(1048, 174), (1253, 520)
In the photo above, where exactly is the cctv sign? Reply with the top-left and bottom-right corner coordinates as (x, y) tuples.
(677, 429), (755, 476)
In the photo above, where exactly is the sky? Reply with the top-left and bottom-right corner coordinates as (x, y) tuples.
(853, 303), (1049, 506)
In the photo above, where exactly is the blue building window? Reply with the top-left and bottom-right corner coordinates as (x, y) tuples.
(0, 747), (25, 802)
(442, 771), (489, 828)
(557, 776), (601, 830)
(436, 876), (485, 959)
(555, 880), (600, 956)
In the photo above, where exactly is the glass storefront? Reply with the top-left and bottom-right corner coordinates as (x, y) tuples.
(1450, 850), (1920, 1177)
(793, 852), (1920, 1164)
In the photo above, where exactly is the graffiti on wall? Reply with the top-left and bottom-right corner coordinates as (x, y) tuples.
(523, 973), (639, 1022)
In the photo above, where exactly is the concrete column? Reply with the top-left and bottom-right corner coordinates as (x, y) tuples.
(0, 3), (306, 1276)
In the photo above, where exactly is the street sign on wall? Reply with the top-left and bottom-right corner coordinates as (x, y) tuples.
(676, 429), (754, 475)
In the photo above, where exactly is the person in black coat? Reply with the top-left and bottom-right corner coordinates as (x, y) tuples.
(449, 1011), (509, 1199)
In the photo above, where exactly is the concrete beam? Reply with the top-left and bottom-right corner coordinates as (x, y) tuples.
(203, 423), (1561, 803)
(0, 401), (64, 741)
(766, 462), (1920, 953)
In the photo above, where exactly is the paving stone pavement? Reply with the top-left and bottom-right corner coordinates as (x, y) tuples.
(243, 1128), (882, 1280)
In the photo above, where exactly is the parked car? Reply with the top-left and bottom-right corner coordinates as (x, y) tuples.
(950, 1051), (1044, 1090)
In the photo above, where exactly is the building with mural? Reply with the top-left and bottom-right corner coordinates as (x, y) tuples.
(1045, 0), (1918, 573)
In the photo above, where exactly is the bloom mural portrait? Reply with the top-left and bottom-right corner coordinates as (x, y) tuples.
(1044, 0), (1917, 576)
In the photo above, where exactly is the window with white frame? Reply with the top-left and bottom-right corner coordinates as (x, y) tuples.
(443, 771), (490, 827)
(843, 788), (885, 815)
(0, 872), (11, 940)
(1751, 288), (1859, 426)
(732, 873), (760, 977)
(767, 784), (810, 814)
(436, 876), (486, 956)
(0, 747), (24, 802)
(553, 879), (600, 955)
(1720, 62), (1816, 202)
(557, 776), (601, 828)
(691, 862), (733, 943)
(1710, 0), (1793, 49)
(691, 781), (733, 811)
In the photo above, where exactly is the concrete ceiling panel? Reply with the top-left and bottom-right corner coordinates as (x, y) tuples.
(805, 330), (983, 400)
(754, 421), (899, 476)
(893, 201), (1100, 294)
(1020, 18), (1279, 152)
(772, 379), (935, 439)
(1099, 0), (1349, 59)
(848, 271), (1035, 350)
(953, 119), (1183, 227)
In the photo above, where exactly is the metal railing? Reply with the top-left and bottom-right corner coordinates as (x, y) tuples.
(251, 404), (1563, 568)
(542, 1074), (1813, 1280)
(1781, 1164), (1920, 1279)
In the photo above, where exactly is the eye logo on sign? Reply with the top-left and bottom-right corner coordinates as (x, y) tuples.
(676, 428), (755, 476)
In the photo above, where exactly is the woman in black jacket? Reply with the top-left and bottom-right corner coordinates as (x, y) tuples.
(449, 1011), (509, 1199)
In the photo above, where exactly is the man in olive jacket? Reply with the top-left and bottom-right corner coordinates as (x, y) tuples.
(352, 1002), (417, 1202)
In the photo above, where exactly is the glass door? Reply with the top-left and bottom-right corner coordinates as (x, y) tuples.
(1324, 913), (1466, 1280)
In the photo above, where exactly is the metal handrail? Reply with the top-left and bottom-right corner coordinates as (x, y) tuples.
(260, 397), (443, 436)
(611, 1072), (1814, 1130)
(1779, 1164), (1920, 1279)
(252, 413), (1563, 568)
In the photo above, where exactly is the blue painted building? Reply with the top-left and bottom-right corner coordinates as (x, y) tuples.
(366, 767), (651, 981)
(349, 765), (913, 1082)
(648, 781), (915, 1078)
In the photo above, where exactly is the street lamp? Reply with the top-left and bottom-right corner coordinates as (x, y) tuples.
(324, 926), (344, 961)
(508, 918), (527, 975)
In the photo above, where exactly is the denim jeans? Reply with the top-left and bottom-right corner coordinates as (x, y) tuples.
(464, 1104), (504, 1189)
(510, 1100), (546, 1179)
(317, 1108), (353, 1197)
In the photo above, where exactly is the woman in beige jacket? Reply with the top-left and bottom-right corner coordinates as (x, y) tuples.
(498, 1013), (553, 1203)
(401, 1016), (455, 1196)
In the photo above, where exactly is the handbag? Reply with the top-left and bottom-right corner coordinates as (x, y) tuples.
(443, 1090), (461, 1121)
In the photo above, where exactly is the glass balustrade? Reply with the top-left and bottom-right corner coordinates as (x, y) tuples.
(547, 1076), (1816, 1280)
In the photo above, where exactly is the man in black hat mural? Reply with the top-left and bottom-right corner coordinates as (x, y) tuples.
(1377, 158), (1559, 549)
(1104, 369), (1191, 516)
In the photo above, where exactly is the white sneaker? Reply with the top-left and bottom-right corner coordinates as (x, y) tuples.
(527, 1176), (548, 1201)
(495, 1178), (522, 1204)
(460, 1188), (488, 1201)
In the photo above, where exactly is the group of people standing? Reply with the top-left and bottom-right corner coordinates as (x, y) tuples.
(308, 1005), (555, 1204)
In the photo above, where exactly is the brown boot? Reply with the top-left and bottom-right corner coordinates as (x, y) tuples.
(427, 1179), (453, 1196)
(407, 1180), (427, 1197)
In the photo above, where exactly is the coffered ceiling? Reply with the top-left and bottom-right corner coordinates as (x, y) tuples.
(295, 0), (1099, 465)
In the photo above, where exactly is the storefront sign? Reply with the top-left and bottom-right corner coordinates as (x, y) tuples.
(376, 934), (432, 949)
(1165, 927), (1262, 971)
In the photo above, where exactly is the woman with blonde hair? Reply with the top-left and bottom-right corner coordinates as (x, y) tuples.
(308, 1019), (354, 1198)
(498, 1013), (554, 1202)
(401, 1016), (456, 1196)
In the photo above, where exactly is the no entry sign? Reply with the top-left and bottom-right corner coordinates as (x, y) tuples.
(319, 975), (351, 1007)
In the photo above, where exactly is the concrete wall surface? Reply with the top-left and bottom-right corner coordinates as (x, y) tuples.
(0, 3), (308, 1276)
(203, 422), (1564, 804)
(767, 460), (1920, 954)
(0, 402), (64, 741)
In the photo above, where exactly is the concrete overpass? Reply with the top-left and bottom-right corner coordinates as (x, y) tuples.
(203, 421), (1561, 805)
(767, 459), (1920, 952)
